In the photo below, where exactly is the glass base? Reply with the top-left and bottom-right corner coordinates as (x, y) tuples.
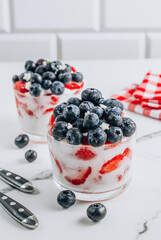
(20, 129), (47, 144)
(54, 178), (132, 202)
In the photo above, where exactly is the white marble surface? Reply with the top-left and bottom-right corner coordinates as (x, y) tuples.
(0, 59), (161, 240)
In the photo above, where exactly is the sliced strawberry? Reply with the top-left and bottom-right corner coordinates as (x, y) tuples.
(50, 150), (63, 174)
(14, 81), (29, 93)
(65, 81), (84, 90)
(43, 107), (54, 115)
(75, 147), (96, 161)
(99, 148), (131, 174)
(65, 166), (91, 185)
(50, 96), (59, 105)
(71, 66), (76, 72)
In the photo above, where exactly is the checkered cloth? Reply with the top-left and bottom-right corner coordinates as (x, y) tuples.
(111, 72), (161, 120)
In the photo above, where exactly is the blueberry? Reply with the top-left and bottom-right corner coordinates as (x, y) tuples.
(55, 114), (66, 123)
(72, 118), (86, 133)
(42, 71), (56, 81)
(83, 113), (100, 130)
(30, 73), (43, 85)
(79, 101), (94, 118)
(87, 128), (107, 147)
(50, 81), (65, 95)
(104, 107), (122, 120)
(106, 127), (123, 143)
(53, 102), (67, 118)
(19, 72), (33, 82)
(90, 106), (104, 118)
(57, 190), (76, 208)
(52, 121), (68, 141)
(53, 60), (62, 68)
(63, 104), (80, 122)
(87, 203), (107, 222)
(72, 72), (83, 82)
(66, 128), (83, 145)
(103, 98), (124, 110)
(14, 134), (29, 148)
(121, 117), (136, 137)
(57, 72), (72, 84)
(42, 79), (52, 90)
(29, 83), (42, 97)
(46, 62), (57, 73)
(106, 113), (123, 127)
(67, 97), (82, 106)
(81, 88), (102, 105)
(25, 60), (36, 72)
(35, 65), (46, 75)
(65, 64), (71, 72)
(36, 59), (47, 67)
(25, 150), (37, 162)
(12, 75), (19, 83)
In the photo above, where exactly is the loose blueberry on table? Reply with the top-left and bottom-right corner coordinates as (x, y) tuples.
(14, 134), (29, 148)
(25, 150), (37, 163)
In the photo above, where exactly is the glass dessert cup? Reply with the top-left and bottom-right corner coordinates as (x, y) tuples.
(14, 84), (84, 143)
(47, 131), (136, 201)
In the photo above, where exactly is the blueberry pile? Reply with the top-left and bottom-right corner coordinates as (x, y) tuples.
(52, 88), (136, 146)
(57, 190), (107, 222)
(12, 59), (83, 97)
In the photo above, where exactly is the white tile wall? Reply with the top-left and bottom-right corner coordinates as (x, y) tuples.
(0, 0), (10, 32)
(58, 33), (145, 60)
(0, 34), (57, 61)
(12, 0), (99, 32)
(0, 0), (161, 60)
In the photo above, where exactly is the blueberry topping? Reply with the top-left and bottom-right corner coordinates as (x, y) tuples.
(12, 75), (19, 83)
(30, 73), (43, 85)
(25, 60), (36, 72)
(83, 113), (100, 130)
(14, 134), (29, 148)
(57, 72), (72, 84)
(25, 150), (37, 162)
(42, 79), (52, 90)
(67, 97), (82, 106)
(103, 98), (124, 110)
(52, 121), (68, 141)
(104, 107), (122, 120)
(121, 117), (136, 137)
(106, 127), (123, 143)
(29, 83), (42, 97)
(90, 106), (104, 118)
(106, 113), (123, 127)
(55, 114), (66, 123)
(53, 102), (67, 118)
(50, 81), (65, 95)
(87, 203), (107, 222)
(36, 59), (47, 67)
(19, 72), (33, 82)
(79, 101), (94, 118)
(66, 128), (83, 145)
(35, 65), (46, 75)
(65, 64), (71, 72)
(72, 72), (83, 82)
(42, 71), (56, 81)
(46, 62), (57, 73)
(57, 190), (76, 208)
(63, 104), (80, 122)
(87, 128), (107, 147)
(72, 118), (86, 133)
(81, 88), (102, 105)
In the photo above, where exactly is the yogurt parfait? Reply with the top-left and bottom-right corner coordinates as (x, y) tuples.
(13, 59), (84, 142)
(47, 88), (136, 201)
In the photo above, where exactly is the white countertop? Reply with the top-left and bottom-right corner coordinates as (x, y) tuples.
(0, 59), (161, 240)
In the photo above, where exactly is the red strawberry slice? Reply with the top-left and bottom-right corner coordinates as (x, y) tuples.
(43, 107), (54, 115)
(71, 66), (76, 72)
(99, 148), (131, 174)
(75, 147), (96, 160)
(65, 81), (84, 90)
(65, 166), (91, 185)
(14, 81), (29, 93)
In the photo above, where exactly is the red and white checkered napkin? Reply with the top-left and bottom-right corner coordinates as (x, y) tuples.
(111, 72), (161, 120)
